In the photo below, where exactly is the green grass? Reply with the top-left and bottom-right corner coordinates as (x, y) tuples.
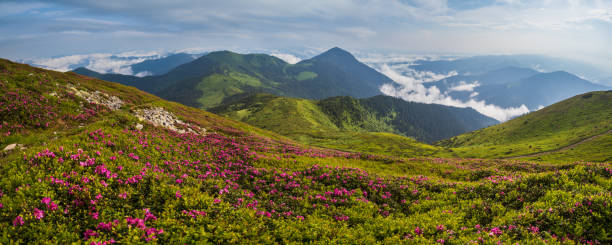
(294, 131), (451, 158)
(296, 71), (318, 81)
(196, 72), (265, 109)
(1, 58), (611, 244)
(211, 94), (447, 157)
(438, 91), (612, 160)
(519, 133), (612, 163)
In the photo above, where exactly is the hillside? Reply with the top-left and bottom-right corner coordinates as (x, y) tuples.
(74, 47), (390, 109)
(0, 59), (610, 244)
(438, 90), (612, 160)
(211, 93), (497, 145)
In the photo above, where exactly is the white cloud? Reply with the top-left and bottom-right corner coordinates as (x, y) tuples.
(376, 64), (529, 121)
(270, 53), (301, 64)
(449, 81), (480, 92)
(135, 71), (153, 77)
(30, 51), (165, 74)
(380, 63), (458, 83)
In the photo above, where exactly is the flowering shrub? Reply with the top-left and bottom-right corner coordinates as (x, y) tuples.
(0, 59), (610, 244)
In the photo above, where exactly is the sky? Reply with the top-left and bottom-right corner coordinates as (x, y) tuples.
(1, 0), (611, 121)
(1, 0), (611, 66)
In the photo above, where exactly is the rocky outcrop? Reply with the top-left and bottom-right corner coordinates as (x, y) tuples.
(134, 107), (206, 134)
(67, 85), (124, 110)
(3, 143), (24, 151)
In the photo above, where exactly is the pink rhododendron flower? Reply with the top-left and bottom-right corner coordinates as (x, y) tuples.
(41, 197), (51, 205)
(489, 227), (502, 236)
(13, 216), (24, 226)
(414, 227), (423, 235)
(33, 208), (44, 220)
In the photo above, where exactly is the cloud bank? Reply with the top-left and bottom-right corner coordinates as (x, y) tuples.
(271, 53), (302, 64)
(449, 81), (480, 92)
(375, 64), (529, 122)
(29, 50), (207, 75)
(30, 52), (162, 74)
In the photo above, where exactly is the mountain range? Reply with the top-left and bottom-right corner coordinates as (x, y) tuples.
(406, 54), (612, 86)
(426, 66), (609, 110)
(74, 47), (390, 109)
(74, 48), (608, 118)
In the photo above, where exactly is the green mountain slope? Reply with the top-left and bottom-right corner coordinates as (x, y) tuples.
(210, 93), (496, 156)
(74, 47), (391, 109)
(438, 90), (612, 160)
(1, 59), (610, 244)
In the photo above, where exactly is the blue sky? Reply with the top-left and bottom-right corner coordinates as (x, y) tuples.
(1, 0), (611, 69)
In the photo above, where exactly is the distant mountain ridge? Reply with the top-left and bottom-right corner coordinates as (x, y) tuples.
(131, 53), (201, 76)
(72, 48), (609, 124)
(73, 47), (390, 109)
(211, 93), (497, 143)
(424, 65), (608, 110)
(408, 54), (611, 85)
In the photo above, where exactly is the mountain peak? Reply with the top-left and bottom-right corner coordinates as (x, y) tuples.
(314, 47), (356, 61)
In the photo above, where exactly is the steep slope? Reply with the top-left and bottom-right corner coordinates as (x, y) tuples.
(438, 90), (612, 160)
(0, 59), (609, 244)
(211, 93), (497, 145)
(74, 47), (389, 109)
(318, 95), (497, 142)
(279, 47), (391, 99)
(155, 51), (292, 108)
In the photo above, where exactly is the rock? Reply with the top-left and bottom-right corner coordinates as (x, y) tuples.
(135, 123), (144, 130)
(67, 86), (124, 111)
(3, 143), (17, 151)
(134, 107), (206, 135)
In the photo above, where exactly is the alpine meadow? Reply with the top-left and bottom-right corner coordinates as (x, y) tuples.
(0, 1), (611, 244)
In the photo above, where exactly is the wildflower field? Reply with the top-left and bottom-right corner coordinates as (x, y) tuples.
(0, 59), (610, 244)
